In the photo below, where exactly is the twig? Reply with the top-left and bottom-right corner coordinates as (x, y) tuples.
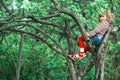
(5, 28), (67, 57)
(50, 0), (92, 49)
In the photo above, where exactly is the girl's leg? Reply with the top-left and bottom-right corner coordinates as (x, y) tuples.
(91, 35), (103, 46)
(69, 35), (89, 60)
(77, 35), (85, 52)
(77, 36), (86, 57)
(84, 45), (90, 52)
(77, 36), (89, 52)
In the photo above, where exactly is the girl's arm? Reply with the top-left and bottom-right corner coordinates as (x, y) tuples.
(87, 21), (109, 37)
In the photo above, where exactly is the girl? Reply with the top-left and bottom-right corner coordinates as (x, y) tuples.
(69, 10), (113, 60)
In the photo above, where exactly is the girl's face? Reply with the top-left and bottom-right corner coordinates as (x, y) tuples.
(99, 14), (107, 22)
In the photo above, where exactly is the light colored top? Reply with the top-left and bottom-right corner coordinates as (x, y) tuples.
(89, 20), (109, 37)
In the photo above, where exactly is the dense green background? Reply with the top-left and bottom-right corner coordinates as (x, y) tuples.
(0, 0), (120, 80)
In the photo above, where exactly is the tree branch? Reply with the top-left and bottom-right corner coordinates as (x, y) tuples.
(65, 19), (77, 80)
(4, 35), (17, 69)
(5, 28), (67, 57)
(21, 41), (38, 67)
(94, 23), (113, 80)
(40, 13), (60, 19)
(65, 19), (75, 54)
(24, 23), (66, 55)
(80, 23), (113, 78)
(0, 0), (12, 15)
(16, 33), (24, 80)
(50, 0), (92, 49)
(28, 16), (64, 30)
(0, 23), (26, 31)
(0, 22), (66, 56)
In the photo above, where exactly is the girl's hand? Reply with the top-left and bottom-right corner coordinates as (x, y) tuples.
(86, 32), (90, 37)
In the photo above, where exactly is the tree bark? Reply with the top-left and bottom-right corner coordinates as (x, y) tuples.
(67, 60), (77, 80)
(65, 19), (77, 80)
(94, 45), (108, 80)
(94, 23), (113, 80)
(16, 33), (24, 80)
(50, 0), (92, 48)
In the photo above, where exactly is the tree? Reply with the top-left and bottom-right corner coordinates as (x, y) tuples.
(0, 0), (120, 80)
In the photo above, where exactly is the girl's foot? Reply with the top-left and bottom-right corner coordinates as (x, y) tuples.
(68, 52), (86, 60)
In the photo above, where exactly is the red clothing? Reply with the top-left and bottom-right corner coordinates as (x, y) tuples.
(77, 36), (89, 52)
(68, 21), (109, 60)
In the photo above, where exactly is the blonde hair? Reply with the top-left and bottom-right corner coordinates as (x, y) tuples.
(106, 10), (113, 22)
(98, 10), (113, 23)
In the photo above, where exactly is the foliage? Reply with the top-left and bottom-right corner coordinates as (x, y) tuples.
(0, 0), (120, 80)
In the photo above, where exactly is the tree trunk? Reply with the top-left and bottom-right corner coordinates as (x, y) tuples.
(94, 49), (105, 80)
(94, 23), (113, 80)
(65, 19), (77, 80)
(94, 44), (108, 80)
(16, 33), (24, 80)
(67, 59), (77, 80)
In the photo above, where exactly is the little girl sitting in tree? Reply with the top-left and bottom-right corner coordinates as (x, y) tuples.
(69, 10), (113, 60)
